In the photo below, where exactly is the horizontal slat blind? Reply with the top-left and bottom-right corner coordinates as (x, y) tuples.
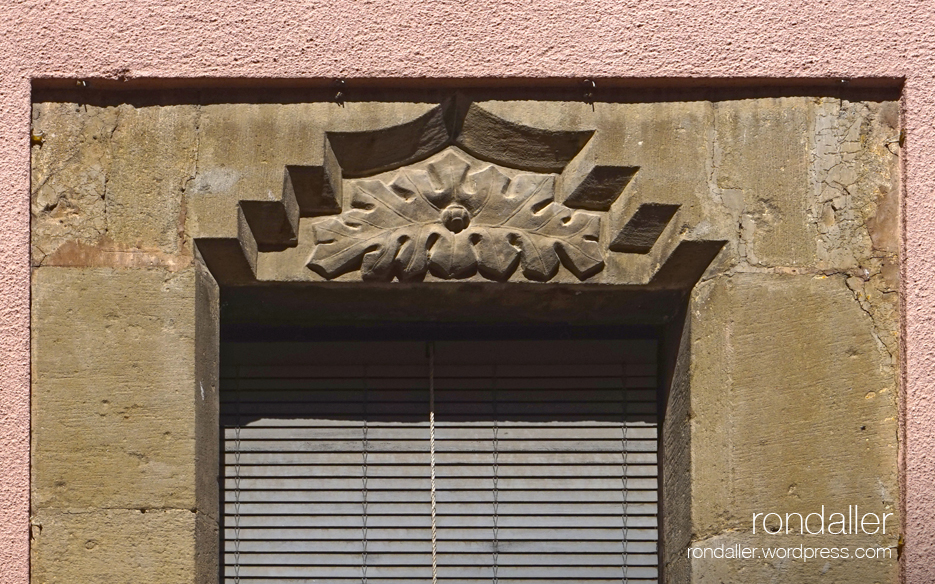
(222, 339), (658, 584)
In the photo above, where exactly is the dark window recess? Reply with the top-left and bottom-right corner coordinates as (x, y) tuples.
(222, 339), (659, 583)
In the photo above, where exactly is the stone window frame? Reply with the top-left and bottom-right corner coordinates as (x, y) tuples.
(196, 96), (724, 580)
(29, 87), (901, 583)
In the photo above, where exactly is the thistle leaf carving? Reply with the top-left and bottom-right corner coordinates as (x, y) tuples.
(308, 150), (604, 282)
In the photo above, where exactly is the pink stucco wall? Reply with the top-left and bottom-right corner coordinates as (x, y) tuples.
(2, 2), (935, 582)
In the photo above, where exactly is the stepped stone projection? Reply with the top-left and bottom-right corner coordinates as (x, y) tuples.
(29, 92), (900, 584)
(172, 97), (723, 287)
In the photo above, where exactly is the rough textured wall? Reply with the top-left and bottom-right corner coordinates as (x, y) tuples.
(3, 2), (935, 583)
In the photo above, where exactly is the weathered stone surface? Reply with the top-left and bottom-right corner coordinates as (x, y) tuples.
(283, 159), (341, 217)
(327, 102), (452, 176)
(34, 97), (901, 287)
(191, 102), (436, 205)
(599, 100), (732, 286)
(31, 267), (216, 515)
(195, 510), (219, 584)
(107, 105), (199, 254)
(809, 99), (901, 361)
(31, 103), (117, 265)
(559, 163), (638, 212)
(31, 508), (205, 584)
(713, 97), (814, 267)
(687, 273), (898, 579)
(252, 100), (731, 286)
(32, 264), (219, 583)
(31, 102), (197, 270)
(661, 308), (693, 582)
(193, 261), (220, 524)
(179, 97), (894, 290)
(601, 101), (718, 230)
(455, 100), (595, 173)
(556, 138), (638, 212)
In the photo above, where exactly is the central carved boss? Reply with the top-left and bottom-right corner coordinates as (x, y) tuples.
(308, 149), (604, 282)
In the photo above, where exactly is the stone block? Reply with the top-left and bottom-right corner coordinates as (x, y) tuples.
(31, 102), (118, 264)
(30, 508), (210, 584)
(595, 101), (735, 284)
(598, 101), (718, 231)
(107, 105), (199, 253)
(714, 97), (815, 266)
(195, 510), (220, 584)
(193, 261), (220, 523)
(32, 266), (217, 516)
(662, 308), (693, 582)
(688, 273), (898, 562)
(192, 101), (438, 205)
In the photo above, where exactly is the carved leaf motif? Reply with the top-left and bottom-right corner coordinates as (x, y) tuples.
(359, 225), (432, 281)
(428, 231), (477, 279)
(390, 152), (473, 210)
(307, 149), (605, 282)
(308, 180), (437, 278)
(469, 227), (522, 281)
(490, 176), (604, 281)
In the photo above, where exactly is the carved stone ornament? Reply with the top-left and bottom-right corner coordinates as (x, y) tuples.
(308, 150), (603, 282)
(189, 99), (726, 288)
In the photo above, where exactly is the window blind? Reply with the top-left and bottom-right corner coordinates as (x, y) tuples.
(222, 339), (659, 583)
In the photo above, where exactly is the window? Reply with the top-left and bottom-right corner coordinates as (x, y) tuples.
(222, 337), (659, 583)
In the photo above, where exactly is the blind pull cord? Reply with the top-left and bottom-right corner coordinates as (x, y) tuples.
(428, 342), (438, 584)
